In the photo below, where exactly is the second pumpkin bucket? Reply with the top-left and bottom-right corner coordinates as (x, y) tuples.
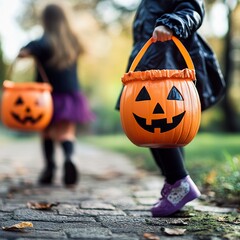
(1, 59), (53, 132)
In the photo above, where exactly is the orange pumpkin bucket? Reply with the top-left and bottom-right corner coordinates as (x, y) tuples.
(1, 60), (53, 131)
(120, 36), (201, 148)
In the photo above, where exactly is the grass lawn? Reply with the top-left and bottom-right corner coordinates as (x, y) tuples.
(82, 132), (240, 186)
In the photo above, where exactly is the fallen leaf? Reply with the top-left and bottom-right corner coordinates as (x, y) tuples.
(2, 222), (33, 231)
(217, 216), (226, 222)
(204, 170), (217, 185)
(234, 218), (240, 225)
(143, 233), (160, 240)
(94, 171), (123, 180)
(163, 227), (186, 236)
(27, 201), (59, 210)
(170, 219), (188, 226)
(217, 216), (240, 225)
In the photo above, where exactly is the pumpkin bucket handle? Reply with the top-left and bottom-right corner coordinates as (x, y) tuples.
(129, 36), (195, 72)
(6, 57), (49, 83)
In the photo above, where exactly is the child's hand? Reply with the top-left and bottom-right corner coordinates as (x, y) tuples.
(17, 49), (31, 58)
(152, 26), (173, 42)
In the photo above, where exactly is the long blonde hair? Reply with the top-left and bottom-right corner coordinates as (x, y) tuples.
(42, 4), (84, 69)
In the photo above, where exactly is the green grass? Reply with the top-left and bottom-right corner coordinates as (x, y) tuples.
(184, 133), (240, 186)
(82, 132), (240, 186)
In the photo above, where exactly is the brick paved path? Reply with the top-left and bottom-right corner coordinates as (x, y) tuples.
(0, 137), (238, 239)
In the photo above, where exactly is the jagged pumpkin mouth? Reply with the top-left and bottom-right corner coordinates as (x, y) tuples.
(11, 112), (44, 124)
(133, 111), (185, 133)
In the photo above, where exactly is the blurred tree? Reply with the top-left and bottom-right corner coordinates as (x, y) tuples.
(204, 0), (240, 132)
(16, 0), (39, 30)
(0, 39), (6, 85)
(221, 0), (237, 132)
(17, 0), (140, 31)
(74, 0), (139, 29)
(217, 0), (240, 132)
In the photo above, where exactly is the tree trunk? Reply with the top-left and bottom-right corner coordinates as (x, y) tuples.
(221, 7), (239, 132)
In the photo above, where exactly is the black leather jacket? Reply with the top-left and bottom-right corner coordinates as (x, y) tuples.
(116, 0), (225, 111)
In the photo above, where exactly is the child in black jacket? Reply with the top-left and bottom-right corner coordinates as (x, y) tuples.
(116, 0), (225, 217)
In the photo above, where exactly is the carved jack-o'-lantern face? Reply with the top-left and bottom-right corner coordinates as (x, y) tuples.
(11, 95), (46, 125)
(133, 86), (186, 133)
(1, 81), (53, 131)
(120, 73), (201, 148)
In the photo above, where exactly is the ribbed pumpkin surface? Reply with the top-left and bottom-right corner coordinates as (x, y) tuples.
(120, 69), (201, 148)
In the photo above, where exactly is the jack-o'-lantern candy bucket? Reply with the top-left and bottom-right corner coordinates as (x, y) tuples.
(1, 60), (53, 131)
(120, 36), (201, 148)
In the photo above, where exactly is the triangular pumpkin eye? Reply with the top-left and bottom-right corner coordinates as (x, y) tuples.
(15, 97), (24, 105)
(136, 86), (151, 101)
(167, 86), (183, 101)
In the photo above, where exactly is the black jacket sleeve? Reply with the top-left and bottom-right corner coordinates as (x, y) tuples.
(155, 0), (205, 38)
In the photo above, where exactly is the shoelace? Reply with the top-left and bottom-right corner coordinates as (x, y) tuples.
(160, 183), (172, 198)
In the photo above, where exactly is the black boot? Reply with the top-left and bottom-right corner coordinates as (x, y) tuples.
(63, 161), (78, 186)
(61, 140), (79, 186)
(39, 138), (55, 185)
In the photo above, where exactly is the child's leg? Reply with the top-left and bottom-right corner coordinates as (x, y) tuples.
(151, 147), (187, 184)
(150, 147), (200, 217)
(150, 148), (166, 176)
(39, 137), (55, 184)
(61, 140), (74, 162)
(61, 140), (79, 185)
(55, 121), (79, 185)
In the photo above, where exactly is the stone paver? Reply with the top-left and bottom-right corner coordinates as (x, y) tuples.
(0, 137), (239, 240)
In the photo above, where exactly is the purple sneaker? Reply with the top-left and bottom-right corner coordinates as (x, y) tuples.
(151, 175), (201, 217)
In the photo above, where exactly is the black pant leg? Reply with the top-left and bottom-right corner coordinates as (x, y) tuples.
(150, 147), (188, 184)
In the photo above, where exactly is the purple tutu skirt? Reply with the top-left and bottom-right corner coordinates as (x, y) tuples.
(50, 91), (95, 124)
